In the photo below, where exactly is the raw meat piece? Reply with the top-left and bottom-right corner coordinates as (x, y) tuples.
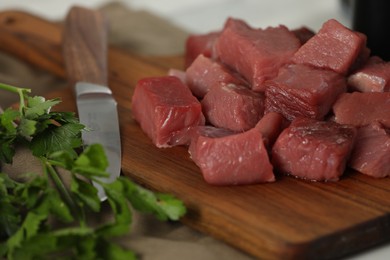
(167, 68), (187, 84)
(348, 56), (390, 92)
(185, 54), (246, 98)
(348, 122), (390, 178)
(291, 26), (315, 45)
(165, 126), (198, 147)
(189, 126), (275, 185)
(132, 76), (205, 148)
(184, 31), (220, 68)
(333, 92), (390, 128)
(292, 19), (367, 75)
(202, 83), (265, 132)
(265, 63), (347, 121)
(349, 41), (371, 73)
(272, 118), (357, 181)
(254, 112), (288, 149)
(215, 18), (301, 92)
(188, 126), (236, 161)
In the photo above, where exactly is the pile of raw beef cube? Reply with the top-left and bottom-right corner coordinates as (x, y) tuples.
(131, 18), (390, 185)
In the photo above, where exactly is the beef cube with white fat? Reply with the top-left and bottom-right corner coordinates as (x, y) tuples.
(202, 83), (265, 132)
(333, 92), (390, 128)
(348, 122), (390, 178)
(189, 126), (275, 185)
(265, 63), (346, 121)
(185, 54), (246, 98)
(131, 76), (205, 148)
(272, 118), (357, 181)
(292, 19), (368, 75)
(348, 56), (390, 92)
(215, 18), (301, 92)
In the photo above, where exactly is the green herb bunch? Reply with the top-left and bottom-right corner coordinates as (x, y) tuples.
(0, 83), (186, 259)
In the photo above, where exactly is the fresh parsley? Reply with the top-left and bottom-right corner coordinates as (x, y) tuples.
(0, 83), (187, 259)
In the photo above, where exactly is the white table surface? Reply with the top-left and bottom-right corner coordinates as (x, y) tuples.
(0, 1), (388, 259)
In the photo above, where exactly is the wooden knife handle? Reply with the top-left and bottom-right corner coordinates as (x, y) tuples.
(63, 6), (108, 87)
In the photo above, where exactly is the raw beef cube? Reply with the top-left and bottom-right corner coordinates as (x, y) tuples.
(291, 26), (315, 45)
(348, 122), (390, 178)
(132, 76), (205, 148)
(348, 56), (390, 92)
(185, 54), (246, 98)
(254, 112), (288, 149)
(188, 126), (236, 160)
(189, 127), (275, 185)
(215, 18), (301, 92)
(292, 19), (367, 75)
(272, 118), (357, 181)
(185, 31), (220, 68)
(202, 83), (265, 132)
(165, 126), (197, 147)
(349, 41), (371, 73)
(168, 68), (187, 84)
(265, 64), (347, 121)
(333, 92), (390, 128)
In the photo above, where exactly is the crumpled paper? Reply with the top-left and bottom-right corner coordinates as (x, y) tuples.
(0, 2), (253, 260)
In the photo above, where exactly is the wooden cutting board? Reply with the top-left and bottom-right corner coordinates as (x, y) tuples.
(0, 10), (389, 260)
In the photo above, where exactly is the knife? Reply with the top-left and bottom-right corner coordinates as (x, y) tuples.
(62, 6), (121, 200)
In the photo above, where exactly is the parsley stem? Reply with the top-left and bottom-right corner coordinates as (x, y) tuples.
(42, 158), (86, 226)
(0, 83), (31, 113)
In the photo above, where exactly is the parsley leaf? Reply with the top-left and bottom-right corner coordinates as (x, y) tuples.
(19, 118), (37, 138)
(73, 144), (109, 178)
(30, 123), (84, 157)
(24, 96), (60, 120)
(71, 176), (101, 212)
(0, 174), (21, 238)
(121, 178), (187, 221)
(0, 108), (19, 134)
(0, 83), (187, 259)
(0, 139), (16, 164)
(0, 109), (19, 163)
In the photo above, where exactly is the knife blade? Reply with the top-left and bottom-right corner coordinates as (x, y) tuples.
(62, 6), (121, 200)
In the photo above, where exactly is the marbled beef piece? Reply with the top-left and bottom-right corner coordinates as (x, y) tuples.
(348, 122), (390, 178)
(185, 54), (247, 98)
(132, 76), (205, 148)
(291, 26), (315, 45)
(189, 126), (275, 185)
(292, 19), (367, 75)
(265, 63), (347, 121)
(215, 18), (301, 92)
(333, 92), (390, 128)
(202, 83), (265, 132)
(184, 31), (220, 68)
(272, 118), (357, 181)
(348, 56), (390, 92)
(254, 112), (288, 150)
